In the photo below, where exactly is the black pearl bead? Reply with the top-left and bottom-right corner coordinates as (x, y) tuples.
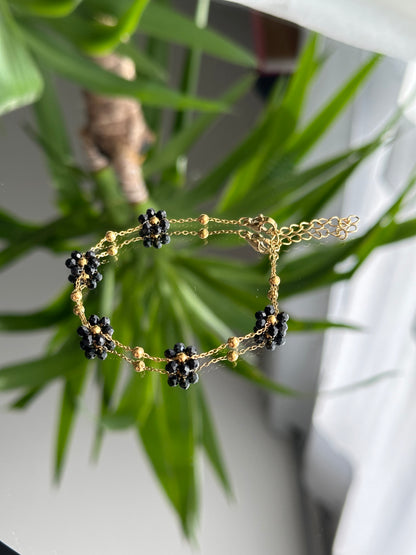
(95, 272), (103, 282)
(85, 349), (96, 359)
(87, 280), (97, 290)
(97, 350), (108, 360)
(156, 210), (167, 219)
(94, 334), (106, 347)
(255, 311), (266, 320)
(89, 314), (100, 326)
(164, 348), (176, 359)
(179, 377), (190, 390)
(65, 258), (76, 268)
(167, 374), (178, 387)
(152, 239), (162, 249)
(143, 237), (152, 248)
(160, 234), (170, 245)
(77, 326), (89, 337)
(264, 305), (275, 316)
(185, 345), (197, 356)
(277, 322), (288, 334)
(277, 312), (289, 323)
(146, 208), (156, 218)
(177, 363), (189, 376)
(142, 221), (151, 234)
(100, 317), (111, 327)
(71, 266), (82, 276)
(275, 334), (286, 346)
(101, 324), (114, 336)
(174, 342), (185, 353)
(188, 372), (199, 384)
(106, 340), (116, 351)
(256, 318), (266, 328)
(71, 251), (82, 260)
(160, 219), (170, 231)
(151, 224), (161, 235)
(166, 361), (178, 374)
(138, 214), (147, 224)
(188, 358), (199, 370)
(268, 325), (279, 338)
(80, 339), (91, 350)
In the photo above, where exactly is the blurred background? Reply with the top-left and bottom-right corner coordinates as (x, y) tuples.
(1, 1), (416, 554)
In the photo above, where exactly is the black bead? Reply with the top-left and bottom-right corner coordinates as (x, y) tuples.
(71, 251), (82, 260)
(89, 314), (100, 326)
(87, 280), (97, 290)
(253, 325), (260, 332)
(254, 335), (264, 345)
(89, 257), (100, 268)
(94, 334), (106, 347)
(174, 342), (185, 353)
(160, 219), (170, 231)
(146, 208), (156, 218)
(188, 372), (199, 385)
(167, 374), (178, 387)
(268, 325), (279, 338)
(264, 305), (275, 316)
(152, 238), (162, 249)
(85, 250), (96, 259)
(71, 265), (82, 276)
(160, 234), (171, 245)
(255, 311), (266, 320)
(151, 224), (161, 235)
(164, 348), (176, 359)
(84, 264), (95, 276)
(188, 358), (199, 370)
(68, 275), (76, 283)
(85, 349), (96, 359)
(138, 214), (147, 224)
(106, 340), (116, 351)
(143, 237), (152, 248)
(97, 349), (108, 360)
(275, 334), (286, 346)
(95, 272), (103, 282)
(80, 338), (91, 350)
(65, 258), (76, 268)
(256, 318), (266, 328)
(156, 210), (167, 219)
(77, 325), (89, 337)
(100, 317), (111, 327)
(277, 311), (289, 323)
(179, 377), (190, 390)
(265, 340), (276, 351)
(277, 322), (288, 334)
(142, 221), (151, 234)
(166, 361), (178, 374)
(177, 363), (189, 376)
(185, 345), (197, 357)
(101, 324), (114, 336)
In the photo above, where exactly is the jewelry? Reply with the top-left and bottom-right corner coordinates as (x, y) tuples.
(66, 209), (359, 391)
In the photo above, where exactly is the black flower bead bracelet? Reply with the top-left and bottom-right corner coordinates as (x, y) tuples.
(68, 209), (359, 390)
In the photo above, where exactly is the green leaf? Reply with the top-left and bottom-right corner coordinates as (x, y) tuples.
(0, 340), (81, 391)
(0, 207), (38, 240)
(33, 66), (85, 212)
(19, 23), (228, 112)
(289, 317), (361, 332)
(9, 386), (43, 409)
(139, 2), (255, 68)
(0, 1), (43, 115)
(196, 387), (232, 496)
(10, 0), (81, 17)
(117, 41), (167, 82)
(143, 74), (254, 178)
(49, 0), (150, 56)
(0, 288), (72, 332)
(55, 368), (87, 481)
(319, 370), (398, 397)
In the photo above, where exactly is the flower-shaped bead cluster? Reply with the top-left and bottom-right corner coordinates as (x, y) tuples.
(138, 208), (170, 249)
(253, 305), (289, 350)
(164, 343), (200, 390)
(65, 250), (102, 289)
(77, 314), (115, 360)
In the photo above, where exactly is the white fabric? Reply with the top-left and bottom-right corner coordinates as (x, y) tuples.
(224, 0), (416, 61)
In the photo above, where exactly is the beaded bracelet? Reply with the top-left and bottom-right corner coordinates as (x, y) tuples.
(66, 210), (359, 390)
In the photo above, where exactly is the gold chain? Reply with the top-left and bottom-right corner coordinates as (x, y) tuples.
(69, 212), (359, 385)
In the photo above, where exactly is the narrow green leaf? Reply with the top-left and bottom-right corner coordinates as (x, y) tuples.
(10, 0), (81, 17)
(117, 41), (167, 82)
(196, 387), (232, 496)
(139, 2), (255, 68)
(319, 370), (398, 397)
(0, 341), (80, 390)
(285, 54), (381, 162)
(143, 74), (254, 178)
(20, 23), (228, 112)
(0, 288), (72, 332)
(289, 317), (361, 332)
(0, 208), (38, 240)
(0, 1), (43, 114)
(9, 386), (43, 409)
(55, 368), (87, 481)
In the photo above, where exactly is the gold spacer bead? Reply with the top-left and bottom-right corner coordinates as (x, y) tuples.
(105, 231), (117, 242)
(227, 350), (239, 363)
(198, 214), (209, 225)
(71, 290), (82, 302)
(269, 275), (280, 286)
(132, 346), (144, 359)
(91, 325), (101, 334)
(199, 228), (209, 240)
(268, 315), (277, 325)
(135, 361), (146, 372)
(107, 245), (118, 256)
(78, 257), (87, 267)
(73, 305), (85, 316)
(228, 337), (240, 349)
(177, 352), (187, 363)
(150, 216), (159, 225)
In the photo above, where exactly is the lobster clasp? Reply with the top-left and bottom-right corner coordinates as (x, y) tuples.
(239, 230), (270, 254)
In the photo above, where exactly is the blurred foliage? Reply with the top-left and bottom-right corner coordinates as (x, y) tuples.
(1, 0), (416, 539)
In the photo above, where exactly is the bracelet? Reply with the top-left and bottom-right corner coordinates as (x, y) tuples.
(66, 210), (359, 390)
